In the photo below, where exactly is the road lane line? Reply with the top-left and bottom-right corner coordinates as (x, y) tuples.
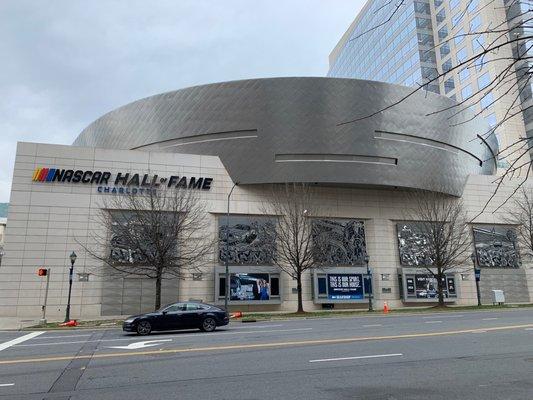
(424, 321), (442, 324)
(309, 353), (403, 363)
(0, 383), (14, 387)
(0, 331), (44, 351)
(1, 323), (531, 365)
(422, 315), (464, 319)
(525, 328), (533, 331)
(235, 324), (284, 329)
(14, 328), (313, 347)
(362, 324), (382, 327)
(33, 334), (93, 339)
(482, 318), (498, 321)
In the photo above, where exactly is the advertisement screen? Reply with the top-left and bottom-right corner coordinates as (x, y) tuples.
(327, 274), (364, 300)
(229, 273), (273, 301)
(405, 274), (456, 299)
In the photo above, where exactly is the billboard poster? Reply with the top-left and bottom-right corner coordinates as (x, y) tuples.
(229, 273), (272, 301)
(405, 274), (457, 299)
(327, 274), (364, 300)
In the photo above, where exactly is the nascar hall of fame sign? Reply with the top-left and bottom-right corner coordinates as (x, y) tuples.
(31, 167), (213, 194)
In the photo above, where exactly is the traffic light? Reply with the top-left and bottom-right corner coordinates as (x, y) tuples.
(38, 268), (48, 276)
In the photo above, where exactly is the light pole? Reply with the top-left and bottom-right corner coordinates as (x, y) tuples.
(470, 252), (481, 306)
(224, 182), (238, 311)
(364, 252), (373, 311)
(64, 251), (77, 322)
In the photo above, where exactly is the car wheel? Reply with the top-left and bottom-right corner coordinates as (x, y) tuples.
(136, 320), (152, 335)
(200, 317), (216, 332)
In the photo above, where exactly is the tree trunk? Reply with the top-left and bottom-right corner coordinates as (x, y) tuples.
(437, 270), (445, 307)
(296, 270), (304, 314)
(155, 269), (163, 311)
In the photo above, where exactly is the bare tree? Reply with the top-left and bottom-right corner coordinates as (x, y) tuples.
(261, 183), (324, 313)
(338, 1), (532, 210)
(82, 188), (212, 310)
(406, 191), (472, 307)
(505, 186), (533, 260)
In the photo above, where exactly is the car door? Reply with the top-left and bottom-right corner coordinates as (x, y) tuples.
(183, 303), (203, 328)
(159, 303), (187, 330)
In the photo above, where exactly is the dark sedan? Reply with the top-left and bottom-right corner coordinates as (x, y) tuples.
(122, 302), (229, 335)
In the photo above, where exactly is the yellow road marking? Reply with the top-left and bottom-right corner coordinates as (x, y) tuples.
(0, 323), (531, 365)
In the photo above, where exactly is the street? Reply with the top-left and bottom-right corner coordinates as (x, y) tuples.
(0, 309), (532, 400)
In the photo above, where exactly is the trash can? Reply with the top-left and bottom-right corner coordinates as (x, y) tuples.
(491, 290), (505, 305)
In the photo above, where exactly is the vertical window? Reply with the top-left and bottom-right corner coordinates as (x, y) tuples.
(472, 35), (485, 52)
(444, 77), (455, 94)
(470, 15), (482, 31)
(486, 113), (497, 127)
(436, 8), (446, 24)
(459, 67), (470, 82)
(456, 47), (468, 63)
(452, 12), (464, 27)
(480, 92), (494, 109)
(454, 29), (465, 45)
(450, 0), (460, 10)
(438, 26), (448, 40)
(468, 0), (479, 12)
(478, 72), (491, 89)
(461, 84), (473, 100)
(442, 59), (453, 72)
(440, 43), (450, 57)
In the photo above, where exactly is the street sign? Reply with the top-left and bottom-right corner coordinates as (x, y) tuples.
(475, 268), (481, 282)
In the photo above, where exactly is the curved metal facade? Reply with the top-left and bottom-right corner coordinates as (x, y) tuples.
(74, 77), (498, 196)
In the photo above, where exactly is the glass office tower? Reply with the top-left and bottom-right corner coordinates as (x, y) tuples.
(329, 0), (531, 166)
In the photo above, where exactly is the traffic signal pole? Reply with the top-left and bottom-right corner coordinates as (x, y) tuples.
(40, 269), (50, 324)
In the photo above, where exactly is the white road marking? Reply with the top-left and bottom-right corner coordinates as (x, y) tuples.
(424, 321), (443, 324)
(422, 315), (464, 319)
(309, 353), (403, 363)
(0, 383), (14, 387)
(236, 324), (283, 329)
(33, 334), (93, 340)
(362, 324), (382, 327)
(15, 328), (313, 347)
(109, 339), (172, 350)
(482, 318), (498, 321)
(0, 332), (44, 351)
(471, 330), (487, 333)
(525, 328), (533, 331)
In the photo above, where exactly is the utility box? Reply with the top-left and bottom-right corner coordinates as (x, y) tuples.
(492, 290), (505, 305)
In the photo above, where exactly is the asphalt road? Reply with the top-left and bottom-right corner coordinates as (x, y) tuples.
(0, 309), (532, 400)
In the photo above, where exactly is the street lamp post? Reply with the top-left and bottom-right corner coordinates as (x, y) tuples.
(64, 251), (77, 322)
(224, 182), (238, 311)
(365, 252), (373, 312)
(470, 252), (481, 307)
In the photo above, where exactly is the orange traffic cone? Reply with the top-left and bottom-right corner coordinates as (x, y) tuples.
(230, 311), (243, 319)
(59, 319), (78, 327)
(383, 302), (389, 314)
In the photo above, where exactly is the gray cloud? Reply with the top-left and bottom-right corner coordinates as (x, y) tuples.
(0, 0), (364, 202)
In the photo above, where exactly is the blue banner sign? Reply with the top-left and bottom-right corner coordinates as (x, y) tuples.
(327, 274), (364, 300)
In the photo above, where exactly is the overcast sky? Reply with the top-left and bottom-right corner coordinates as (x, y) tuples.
(0, 1), (365, 202)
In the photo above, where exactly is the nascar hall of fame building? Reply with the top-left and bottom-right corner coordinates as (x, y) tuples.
(1, 77), (533, 319)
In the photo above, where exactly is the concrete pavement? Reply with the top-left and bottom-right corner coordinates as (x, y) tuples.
(0, 309), (531, 399)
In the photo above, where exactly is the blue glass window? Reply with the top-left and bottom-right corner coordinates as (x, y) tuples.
(456, 48), (468, 63)
(472, 35), (485, 52)
(468, 0), (479, 12)
(478, 72), (491, 89)
(452, 12), (464, 27)
(461, 84), (473, 100)
(459, 68), (470, 82)
(436, 8), (446, 24)
(486, 113), (497, 127)
(444, 77), (455, 94)
(455, 29), (465, 45)
(480, 92), (494, 109)
(438, 26), (448, 40)
(450, 0), (460, 10)
(440, 43), (450, 57)
(470, 15), (482, 31)
(442, 58), (453, 72)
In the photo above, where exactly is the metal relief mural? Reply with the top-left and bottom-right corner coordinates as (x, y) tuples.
(312, 219), (366, 265)
(473, 226), (520, 268)
(218, 216), (275, 264)
(109, 212), (157, 265)
(397, 223), (434, 266)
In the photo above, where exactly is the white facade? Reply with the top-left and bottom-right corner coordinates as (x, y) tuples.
(0, 142), (531, 319)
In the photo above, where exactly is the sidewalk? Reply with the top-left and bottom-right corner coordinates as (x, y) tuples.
(0, 317), (42, 331)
